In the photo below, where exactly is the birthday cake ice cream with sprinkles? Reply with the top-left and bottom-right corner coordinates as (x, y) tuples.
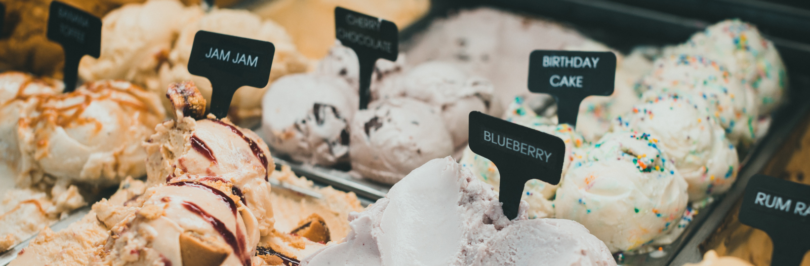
(614, 93), (739, 202)
(637, 54), (759, 147)
(663, 19), (787, 115)
(554, 131), (689, 252)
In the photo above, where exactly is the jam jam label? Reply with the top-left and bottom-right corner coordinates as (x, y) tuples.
(528, 50), (616, 125)
(739, 174), (810, 266)
(468, 111), (565, 220)
(46, 1), (101, 92)
(334, 7), (398, 109)
(188, 30), (274, 119)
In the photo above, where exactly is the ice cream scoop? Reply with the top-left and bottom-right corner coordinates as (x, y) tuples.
(614, 93), (739, 202)
(316, 41), (407, 98)
(260, 74), (356, 167)
(406, 8), (589, 112)
(15, 80), (165, 190)
(0, 72), (63, 186)
(301, 157), (615, 266)
(664, 19), (787, 115)
(554, 130), (689, 253)
(376, 61), (494, 150)
(349, 98), (453, 184)
(78, 0), (202, 96)
(637, 54), (759, 146)
(159, 8), (310, 127)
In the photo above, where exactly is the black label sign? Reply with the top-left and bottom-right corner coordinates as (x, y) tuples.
(0, 3), (6, 36)
(188, 30), (274, 119)
(334, 7), (398, 110)
(468, 111), (565, 220)
(46, 1), (101, 92)
(740, 174), (810, 266)
(528, 50), (616, 126)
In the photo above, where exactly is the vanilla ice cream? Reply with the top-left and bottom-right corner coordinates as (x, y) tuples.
(615, 93), (739, 202)
(78, 0), (202, 96)
(349, 98), (453, 184)
(16, 80), (165, 190)
(637, 54), (759, 146)
(664, 20), (787, 115)
(261, 74), (356, 167)
(159, 8), (310, 127)
(555, 131), (689, 253)
(301, 157), (615, 266)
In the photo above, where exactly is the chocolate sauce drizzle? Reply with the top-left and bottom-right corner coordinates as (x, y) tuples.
(190, 135), (217, 163)
(256, 246), (300, 266)
(209, 119), (269, 180)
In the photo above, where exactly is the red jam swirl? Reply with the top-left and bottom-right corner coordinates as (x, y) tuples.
(209, 119), (269, 180)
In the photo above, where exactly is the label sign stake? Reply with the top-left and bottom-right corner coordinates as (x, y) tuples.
(0, 3), (6, 35)
(334, 7), (398, 110)
(468, 111), (565, 220)
(739, 174), (810, 266)
(47, 1), (101, 93)
(528, 50), (616, 126)
(188, 30), (274, 119)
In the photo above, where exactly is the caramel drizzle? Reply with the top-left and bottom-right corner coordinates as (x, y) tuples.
(0, 199), (49, 220)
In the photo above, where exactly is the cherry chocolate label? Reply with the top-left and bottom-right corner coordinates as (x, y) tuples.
(188, 30), (275, 119)
(739, 174), (810, 266)
(47, 1), (101, 92)
(334, 7), (398, 110)
(468, 111), (565, 220)
(528, 50), (616, 126)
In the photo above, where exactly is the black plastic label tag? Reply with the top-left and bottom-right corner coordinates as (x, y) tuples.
(0, 3), (6, 34)
(334, 7), (398, 109)
(468, 111), (565, 220)
(187, 30), (275, 119)
(528, 50), (616, 125)
(739, 174), (810, 266)
(46, 1), (101, 92)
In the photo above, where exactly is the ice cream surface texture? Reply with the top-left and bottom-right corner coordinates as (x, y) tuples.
(637, 54), (758, 146)
(316, 41), (407, 95)
(376, 61), (495, 149)
(301, 157), (616, 266)
(664, 19), (787, 115)
(614, 93), (739, 202)
(159, 8), (309, 126)
(261, 74), (356, 167)
(349, 98), (453, 184)
(555, 131), (689, 252)
(79, 0), (203, 93)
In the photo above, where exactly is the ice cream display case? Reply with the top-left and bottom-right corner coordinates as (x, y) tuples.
(2, 0), (810, 265)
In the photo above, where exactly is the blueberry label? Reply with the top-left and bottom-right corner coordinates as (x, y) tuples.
(740, 174), (810, 266)
(188, 30), (274, 119)
(46, 1), (101, 92)
(334, 7), (398, 110)
(468, 111), (565, 220)
(528, 50), (616, 125)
